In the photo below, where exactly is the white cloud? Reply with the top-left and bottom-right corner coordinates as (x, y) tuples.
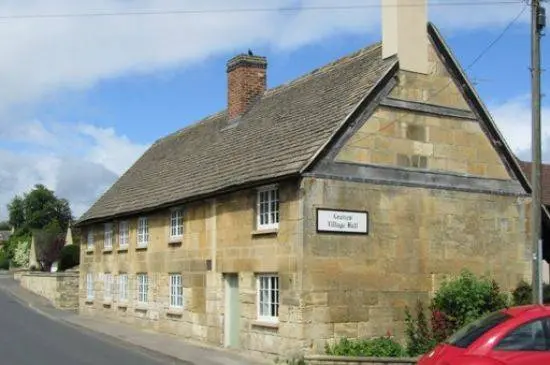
(0, 121), (149, 221)
(0, 0), (529, 114)
(489, 95), (550, 163)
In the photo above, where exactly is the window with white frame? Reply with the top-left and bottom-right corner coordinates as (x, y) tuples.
(137, 273), (148, 304)
(257, 274), (279, 322)
(119, 221), (129, 248)
(257, 186), (279, 230)
(118, 273), (128, 302)
(87, 229), (94, 250)
(86, 273), (94, 300)
(170, 209), (184, 240)
(137, 217), (149, 247)
(103, 273), (113, 301)
(104, 223), (113, 249)
(169, 274), (183, 308)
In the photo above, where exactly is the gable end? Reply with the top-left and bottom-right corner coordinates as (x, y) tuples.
(306, 24), (527, 198)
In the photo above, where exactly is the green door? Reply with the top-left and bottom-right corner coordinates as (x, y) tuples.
(224, 274), (240, 348)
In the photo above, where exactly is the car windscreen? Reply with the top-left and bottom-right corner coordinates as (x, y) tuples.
(446, 311), (512, 349)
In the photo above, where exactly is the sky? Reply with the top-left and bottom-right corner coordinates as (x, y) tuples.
(0, 0), (547, 221)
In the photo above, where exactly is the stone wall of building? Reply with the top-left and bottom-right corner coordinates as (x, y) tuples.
(300, 176), (531, 353)
(79, 180), (304, 358)
(20, 272), (79, 309)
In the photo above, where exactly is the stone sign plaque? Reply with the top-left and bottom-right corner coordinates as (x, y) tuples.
(316, 209), (368, 234)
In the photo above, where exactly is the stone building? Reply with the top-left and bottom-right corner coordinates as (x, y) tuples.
(75, 0), (547, 357)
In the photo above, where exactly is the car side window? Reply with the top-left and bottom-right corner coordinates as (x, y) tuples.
(494, 318), (548, 351)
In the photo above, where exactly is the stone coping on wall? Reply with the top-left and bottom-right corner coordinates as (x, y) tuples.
(21, 271), (79, 277)
(303, 355), (419, 365)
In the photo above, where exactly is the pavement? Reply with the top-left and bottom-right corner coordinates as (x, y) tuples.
(0, 274), (269, 365)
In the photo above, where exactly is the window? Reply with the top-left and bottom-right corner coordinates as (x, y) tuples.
(104, 223), (113, 249)
(257, 186), (279, 230)
(169, 274), (183, 308)
(447, 311), (511, 349)
(119, 221), (129, 248)
(170, 209), (184, 239)
(103, 273), (113, 301)
(86, 273), (94, 301)
(118, 273), (128, 302)
(495, 319), (549, 351)
(137, 217), (149, 247)
(257, 274), (279, 322)
(137, 273), (148, 304)
(87, 229), (94, 250)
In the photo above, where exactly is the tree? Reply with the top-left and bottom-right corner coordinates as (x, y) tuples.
(8, 196), (25, 231)
(7, 184), (73, 234)
(4, 184), (73, 269)
(22, 184), (72, 232)
(0, 221), (10, 230)
(33, 221), (66, 271)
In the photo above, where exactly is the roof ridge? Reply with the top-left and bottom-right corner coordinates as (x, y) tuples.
(265, 42), (383, 97)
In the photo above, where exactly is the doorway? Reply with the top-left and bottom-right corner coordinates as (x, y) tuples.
(224, 273), (240, 348)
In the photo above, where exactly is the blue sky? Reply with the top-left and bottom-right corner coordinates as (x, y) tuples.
(0, 0), (547, 220)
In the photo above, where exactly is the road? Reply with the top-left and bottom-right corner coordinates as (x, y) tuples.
(0, 279), (187, 365)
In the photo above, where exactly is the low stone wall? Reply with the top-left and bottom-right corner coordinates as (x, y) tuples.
(12, 269), (28, 281)
(304, 356), (418, 365)
(20, 272), (79, 310)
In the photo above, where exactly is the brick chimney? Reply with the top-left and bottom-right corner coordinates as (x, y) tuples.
(226, 54), (267, 120)
(382, 0), (428, 74)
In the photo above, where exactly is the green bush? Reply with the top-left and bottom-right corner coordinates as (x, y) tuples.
(512, 280), (550, 305)
(325, 336), (406, 357)
(57, 244), (80, 271)
(431, 270), (509, 330)
(404, 270), (510, 357)
(0, 251), (9, 270)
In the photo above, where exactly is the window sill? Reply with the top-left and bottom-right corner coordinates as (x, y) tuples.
(168, 239), (182, 247)
(117, 246), (129, 253)
(85, 299), (94, 305)
(251, 228), (279, 236)
(86, 248), (95, 254)
(135, 304), (149, 311)
(251, 320), (279, 329)
(102, 299), (112, 306)
(117, 302), (128, 308)
(167, 307), (184, 316)
(136, 244), (148, 251)
(102, 248), (113, 254)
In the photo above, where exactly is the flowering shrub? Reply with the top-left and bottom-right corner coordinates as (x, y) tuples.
(12, 238), (31, 268)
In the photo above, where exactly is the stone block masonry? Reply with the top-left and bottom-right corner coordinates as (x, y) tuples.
(20, 272), (79, 310)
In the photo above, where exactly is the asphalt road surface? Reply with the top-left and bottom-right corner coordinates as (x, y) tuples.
(0, 284), (186, 365)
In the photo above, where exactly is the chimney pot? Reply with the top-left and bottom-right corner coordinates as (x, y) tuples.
(226, 54), (267, 120)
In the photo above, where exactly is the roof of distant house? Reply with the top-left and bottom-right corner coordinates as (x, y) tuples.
(518, 161), (550, 206)
(0, 231), (12, 242)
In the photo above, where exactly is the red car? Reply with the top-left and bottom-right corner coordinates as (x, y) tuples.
(418, 305), (550, 365)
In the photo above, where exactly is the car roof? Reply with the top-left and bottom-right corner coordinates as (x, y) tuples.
(503, 304), (550, 318)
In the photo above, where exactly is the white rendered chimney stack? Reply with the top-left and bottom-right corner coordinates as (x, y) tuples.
(382, 0), (429, 74)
